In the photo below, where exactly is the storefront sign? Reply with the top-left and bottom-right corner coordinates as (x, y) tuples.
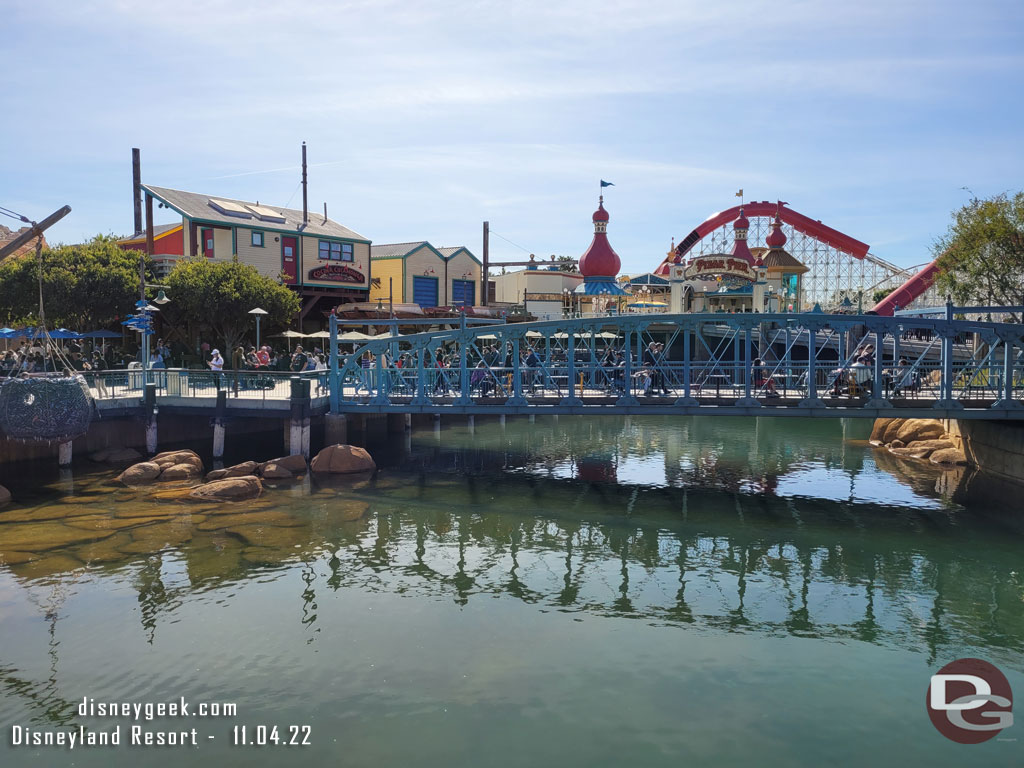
(683, 256), (754, 282)
(307, 264), (364, 283)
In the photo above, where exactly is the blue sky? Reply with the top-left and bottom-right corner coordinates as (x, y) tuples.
(2, 0), (1022, 274)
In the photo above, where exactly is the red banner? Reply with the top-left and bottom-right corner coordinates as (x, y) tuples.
(308, 264), (365, 283)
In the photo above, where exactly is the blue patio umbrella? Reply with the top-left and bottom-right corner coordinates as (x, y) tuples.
(49, 328), (83, 339)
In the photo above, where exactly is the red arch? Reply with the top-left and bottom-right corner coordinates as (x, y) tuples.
(656, 201), (871, 275)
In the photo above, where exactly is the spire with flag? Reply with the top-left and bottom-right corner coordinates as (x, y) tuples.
(601, 180), (614, 188)
(735, 188), (744, 206)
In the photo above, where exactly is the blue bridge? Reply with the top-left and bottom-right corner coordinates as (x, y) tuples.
(323, 307), (1024, 421)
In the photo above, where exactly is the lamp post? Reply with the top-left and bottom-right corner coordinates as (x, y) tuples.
(249, 307), (268, 350)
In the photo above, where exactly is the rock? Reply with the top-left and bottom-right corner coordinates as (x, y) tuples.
(260, 462), (294, 479)
(206, 461), (258, 481)
(118, 462), (163, 485)
(188, 476), (263, 502)
(889, 439), (906, 449)
(261, 454), (308, 474)
(895, 419), (946, 444)
(159, 463), (203, 481)
(0, 485), (10, 506)
(904, 439), (955, 457)
(881, 419), (906, 445)
(152, 450), (204, 472)
(310, 445), (376, 474)
(930, 447), (968, 466)
(869, 418), (898, 445)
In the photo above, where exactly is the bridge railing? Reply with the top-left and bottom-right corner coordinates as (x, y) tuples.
(85, 368), (324, 405)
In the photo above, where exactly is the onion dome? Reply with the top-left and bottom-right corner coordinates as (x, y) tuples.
(730, 207), (755, 266)
(579, 196), (621, 278)
(766, 214), (787, 247)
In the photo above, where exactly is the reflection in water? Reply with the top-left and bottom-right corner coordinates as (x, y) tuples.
(0, 416), (1022, 748)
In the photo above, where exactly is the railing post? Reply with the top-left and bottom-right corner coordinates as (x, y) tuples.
(370, 345), (389, 405)
(410, 346), (431, 405)
(455, 339), (471, 405)
(676, 325), (698, 406)
(799, 326), (824, 408)
(994, 335), (1023, 410)
(562, 328), (582, 406)
(328, 313), (339, 414)
(506, 336), (527, 405)
(618, 329), (638, 405)
(865, 324), (892, 409)
(735, 325), (760, 407)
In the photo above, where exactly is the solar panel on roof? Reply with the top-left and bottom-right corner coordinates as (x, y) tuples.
(244, 204), (287, 223)
(208, 199), (253, 218)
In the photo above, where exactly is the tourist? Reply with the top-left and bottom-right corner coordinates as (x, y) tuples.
(207, 349), (224, 373)
(256, 345), (270, 368)
(290, 345), (309, 372)
(91, 351), (108, 397)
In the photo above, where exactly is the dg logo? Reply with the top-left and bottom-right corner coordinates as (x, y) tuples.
(927, 658), (1014, 744)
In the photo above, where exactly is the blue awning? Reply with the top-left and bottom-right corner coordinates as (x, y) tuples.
(575, 276), (627, 296)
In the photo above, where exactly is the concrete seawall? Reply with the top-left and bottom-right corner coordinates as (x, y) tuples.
(948, 420), (1024, 486)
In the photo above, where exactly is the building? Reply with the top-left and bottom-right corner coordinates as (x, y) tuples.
(118, 223), (183, 278)
(492, 264), (583, 320)
(368, 241), (481, 309)
(572, 196), (626, 313)
(666, 206), (807, 313)
(139, 185), (371, 323)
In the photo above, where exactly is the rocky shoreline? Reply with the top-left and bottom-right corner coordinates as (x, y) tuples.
(868, 418), (968, 467)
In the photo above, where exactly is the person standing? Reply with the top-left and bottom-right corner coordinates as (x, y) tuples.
(290, 345), (309, 373)
(231, 346), (245, 396)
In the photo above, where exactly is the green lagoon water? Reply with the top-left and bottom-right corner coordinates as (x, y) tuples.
(0, 415), (1022, 767)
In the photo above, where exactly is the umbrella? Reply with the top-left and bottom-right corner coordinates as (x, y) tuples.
(338, 331), (374, 341)
(49, 328), (83, 339)
(475, 333), (498, 340)
(524, 330), (544, 338)
(596, 331), (619, 339)
(627, 301), (668, 309)
(274, 330), (308, 338)
(306, 330), (331, 339)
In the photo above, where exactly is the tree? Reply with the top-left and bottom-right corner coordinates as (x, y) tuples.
(165, 257), (300, 354)
(872, 288), (892, 305)
(0, 235), (144, 329)
(934, 192), (1024, 321)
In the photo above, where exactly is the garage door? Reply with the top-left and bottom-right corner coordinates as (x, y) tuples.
(412, 276), (439, 308)
(451, 279), (475, 307)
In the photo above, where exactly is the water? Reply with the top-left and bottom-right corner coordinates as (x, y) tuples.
(0, 416), (1022, 767)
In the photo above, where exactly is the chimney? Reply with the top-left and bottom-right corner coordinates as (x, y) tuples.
(132, 148), (142, 235)
(301, 141), (308, 225)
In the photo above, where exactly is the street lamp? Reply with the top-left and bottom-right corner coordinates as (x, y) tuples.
(249, 307), (268, 349)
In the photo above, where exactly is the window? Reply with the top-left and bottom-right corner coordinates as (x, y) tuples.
(251, 231), (264, 247)
(318, 240), (353, 261)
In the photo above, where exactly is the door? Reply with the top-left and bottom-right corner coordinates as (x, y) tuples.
(201, 228), (214, 258)
(451, 279), (475, 307)
(412, 276), (439, 308)
(281, 236), (298, 285)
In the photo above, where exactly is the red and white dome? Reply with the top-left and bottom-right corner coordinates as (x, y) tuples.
(579, 199), (621, 278)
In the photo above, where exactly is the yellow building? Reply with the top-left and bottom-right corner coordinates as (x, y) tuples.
(369, 242), (481, 308)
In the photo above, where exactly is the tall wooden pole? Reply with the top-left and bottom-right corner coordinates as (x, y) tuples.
(482, 221), (489, 306)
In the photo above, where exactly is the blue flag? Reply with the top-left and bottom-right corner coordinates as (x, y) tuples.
(600, 180), (614, 187)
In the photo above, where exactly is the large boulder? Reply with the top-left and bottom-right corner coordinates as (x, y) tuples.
(159, 463), (203, 482)
(206, 461), (259, 481)
(895, 419), (946, 444)
(0, 484), (10, 506)
(930, 447), (968, 466)
(902, 439), (955, 458)
(260, 462), (294, 479)
(261, 454), (308, 474)
(188, 476), (263, 501)
(869, 418), (898, 446)
(311, 445), (376, 474)
(881, 419), (906, 445)
(118, 462), (163, 485)
(152, 450), (204, 472)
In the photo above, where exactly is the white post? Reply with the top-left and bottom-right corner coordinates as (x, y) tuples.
(58, 441), (72, 467)
(145, 417), (158, 455)
(212, 419), (226, 458)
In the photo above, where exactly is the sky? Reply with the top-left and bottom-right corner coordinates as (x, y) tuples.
(2, 0), (1023, 275)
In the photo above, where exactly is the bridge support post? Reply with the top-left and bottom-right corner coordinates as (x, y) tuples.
(405, 413), (412, 430)
(145, 417), (158, 455)
(325, 413), (348, 445)
(676, 328), (698, 406)
(735, 326), (761, 407)
(799, 327), (825, 408)
(467, 415), (474, 434)
(328, 313), (340, 414)
(58, 441), (72, 467)
(864, 328), (893, 409)
(289, 376), (311, 458)
(499, 414), (506, 428)
(410, 347), (431, 406)
(455, 340), (472, 405)
(561, 329), (582, 406)
(933, 304), (964, 411)
(433, 413), (441, 442)
(212, 418), (226, 459)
